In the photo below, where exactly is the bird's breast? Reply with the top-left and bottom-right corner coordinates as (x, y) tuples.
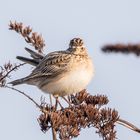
(41, 59), (94, 96)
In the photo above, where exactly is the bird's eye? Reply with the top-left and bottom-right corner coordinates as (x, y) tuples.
(81, 47), (84, 50)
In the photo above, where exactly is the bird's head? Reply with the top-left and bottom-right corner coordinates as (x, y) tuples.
(68, 38), (87, 55)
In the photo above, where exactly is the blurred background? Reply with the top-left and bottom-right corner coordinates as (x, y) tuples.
(0, 0), (140, 139)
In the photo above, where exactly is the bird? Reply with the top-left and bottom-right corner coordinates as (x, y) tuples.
(9, 38), (94, 97)
(9, 39), (140, 134)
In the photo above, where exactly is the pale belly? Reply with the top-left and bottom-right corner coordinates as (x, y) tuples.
(40, 61), (94, 96)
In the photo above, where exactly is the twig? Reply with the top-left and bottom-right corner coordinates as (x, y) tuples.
(49, 95), (53, 106)
(117, 118), (140, 134)
(0, 63), (25, 82)
(5, 85), (40, 108)
(0, 62), (26, 87)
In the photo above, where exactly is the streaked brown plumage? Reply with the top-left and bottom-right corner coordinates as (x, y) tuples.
(10, 38), (94, 97)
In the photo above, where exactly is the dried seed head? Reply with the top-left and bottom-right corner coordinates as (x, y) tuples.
(9, 21), (45, 53)
(38, 91), (119, 140)
(102, 43), (140, 56)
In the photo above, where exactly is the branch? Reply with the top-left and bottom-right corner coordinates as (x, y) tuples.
(5, 85), (40, 108)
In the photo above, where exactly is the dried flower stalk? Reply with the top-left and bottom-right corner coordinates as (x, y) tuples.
(102, 43), (140, 56)
(9, 21), (45, 53)
(0, 62), (25, 87)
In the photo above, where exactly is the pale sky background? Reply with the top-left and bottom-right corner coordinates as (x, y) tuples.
(0, 0), (140, 140)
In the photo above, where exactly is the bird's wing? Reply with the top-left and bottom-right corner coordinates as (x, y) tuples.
(26, 51), (72, 79)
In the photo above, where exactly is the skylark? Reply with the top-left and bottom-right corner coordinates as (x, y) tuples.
(10, 38), (94, 97)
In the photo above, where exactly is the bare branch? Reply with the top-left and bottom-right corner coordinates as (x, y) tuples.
(5, 85), (40, 108)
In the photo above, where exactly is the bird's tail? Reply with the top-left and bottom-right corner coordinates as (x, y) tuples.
(24, 47), (44, 60)
(8, 77), (28, 86)
(16, 47), (44, 66)
(9, 48), (44, 86)
(16, 56), (39, 66)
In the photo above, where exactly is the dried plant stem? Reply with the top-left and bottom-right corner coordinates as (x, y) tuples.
(49, 95), (57, 140)
(5, 85), (40, 108)
(5, 85), (56, 139)
(52, 127), (57, 140)
(0, 63), (25, 82)
(49, 95), (53, 106)
(117, 118), (140, 133)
